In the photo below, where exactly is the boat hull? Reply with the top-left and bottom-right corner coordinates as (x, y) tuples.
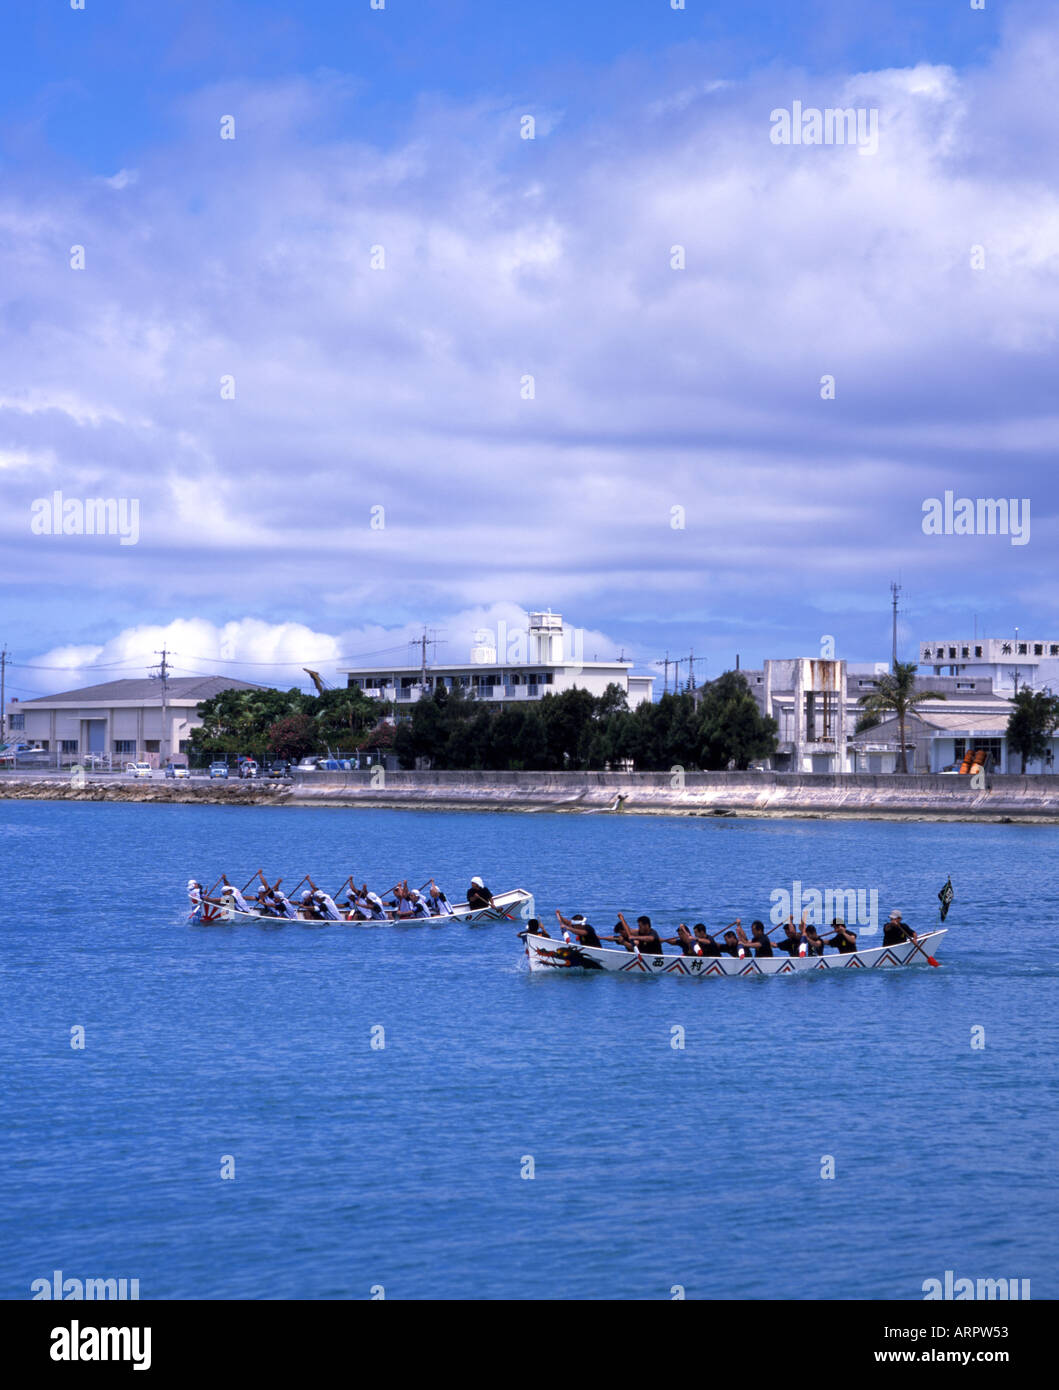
(190, 887), (534, 925)
(524, 929), (947, 976)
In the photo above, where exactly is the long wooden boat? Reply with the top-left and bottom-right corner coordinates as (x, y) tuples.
(190, 887), (534, 925)
(523, 928), (947, 976)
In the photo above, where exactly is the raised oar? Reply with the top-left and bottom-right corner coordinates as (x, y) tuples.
(240, 868), (264, 893)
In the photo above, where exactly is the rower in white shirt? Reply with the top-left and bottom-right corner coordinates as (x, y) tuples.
(220, 879), (253, 913)
(364, 891), (388, 919)
(272, 889), (298, 919)
(428, 880), (453, 916)
(313, 889), (343, 921)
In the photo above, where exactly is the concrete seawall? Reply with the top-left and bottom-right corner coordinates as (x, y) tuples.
(3, 769), (1059, 821)
(287, 769), (1059, 822)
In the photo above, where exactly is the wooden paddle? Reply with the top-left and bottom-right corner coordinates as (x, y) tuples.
(904, 931), (939, 968)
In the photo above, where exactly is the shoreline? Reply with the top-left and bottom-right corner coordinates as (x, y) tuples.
(3, 769), (1059, 822)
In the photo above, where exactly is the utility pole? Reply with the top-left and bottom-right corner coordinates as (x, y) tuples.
(152, 647), (170, 767)
(687, 648), (696, 692)
(890, 581), (901, 673)
(412, 628), (441, 690)
(0, 646), (7, 742)
(662, 652), (670, 694)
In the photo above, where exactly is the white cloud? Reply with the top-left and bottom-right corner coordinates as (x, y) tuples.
(24, 606), (625, 696)
(3, 23), (1059, 656)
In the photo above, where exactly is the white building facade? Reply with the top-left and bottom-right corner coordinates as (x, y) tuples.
(340, 611), (655, 711)
(737, 659), (1028, 773)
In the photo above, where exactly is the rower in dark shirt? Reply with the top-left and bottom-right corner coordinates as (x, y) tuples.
(803, 924), (826, 956)
(775, 919), (803, 956)
(467, 877), (495, 909)
(663, 923), (699, 956)
(525, 917), (550, 939)
(720, 930), (742, 957)
(882, 911), (915, 946)
(619, 911), (664, 955)
(692, 924), (722, 957)
(555, 910), (601, 948)
(748, 920), (773, 957)
(828, 921), (858, 954)
(599, 920), (637, 952)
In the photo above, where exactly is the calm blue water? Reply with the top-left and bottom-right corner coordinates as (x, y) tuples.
(2, 801), (1057, 1300)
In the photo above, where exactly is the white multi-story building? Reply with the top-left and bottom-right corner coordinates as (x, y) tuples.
(340, 611), (655, 710)
(918, 636), (1059, 696)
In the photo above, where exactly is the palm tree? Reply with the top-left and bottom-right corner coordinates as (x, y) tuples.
(855, 662), (946, 774)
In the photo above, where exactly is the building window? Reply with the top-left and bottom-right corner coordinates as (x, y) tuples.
(9, 713), (24, 730)
(1051, 646), (1059, 657)
(1018, 644), (1027, 655)
(114, 740), (136, 755)
(1034, 644), (1043, 656)
(948, 647), (956, 658)
(956, 681), (974, 690)
(179, 741), (189, 753)
(144, 740), (159, 753)
(38, 741), (49, 751)
(975, 646), (983, 657)
(60, 740), (78, 754)
(961, 647), (969, 657)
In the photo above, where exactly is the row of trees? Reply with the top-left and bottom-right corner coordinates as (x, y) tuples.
(187, 666), (1059, 775)
(393, 673), (778, 771)
(189, 686), (388, 764)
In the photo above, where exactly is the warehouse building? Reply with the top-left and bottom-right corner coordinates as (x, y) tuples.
(4, 675), (264, 769)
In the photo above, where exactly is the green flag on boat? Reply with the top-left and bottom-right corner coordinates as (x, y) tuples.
(938, 877), (954, 922)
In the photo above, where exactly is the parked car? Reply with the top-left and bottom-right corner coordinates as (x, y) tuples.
(126, 762), (153, 779)
(208, 762), (229, 779)
(164, 764), (189, 779)
(295, 757), (322, 772)
(266, 761), (291, 778)
(238, 760), (259, 779)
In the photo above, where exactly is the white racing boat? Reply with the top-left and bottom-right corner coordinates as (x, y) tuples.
(191, 887), (534, 925)
(523, 928), (948, 976)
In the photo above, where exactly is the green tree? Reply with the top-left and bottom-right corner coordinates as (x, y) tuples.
(1006, 687), (1059, 773)
(855, 662), (946, 774)
(697, 671), (778, 771)
(313, 687), (382, 750)
(266, 714), (318, 763)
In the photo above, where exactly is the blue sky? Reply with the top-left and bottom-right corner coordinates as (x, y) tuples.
(3, 0), (1056, 697)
